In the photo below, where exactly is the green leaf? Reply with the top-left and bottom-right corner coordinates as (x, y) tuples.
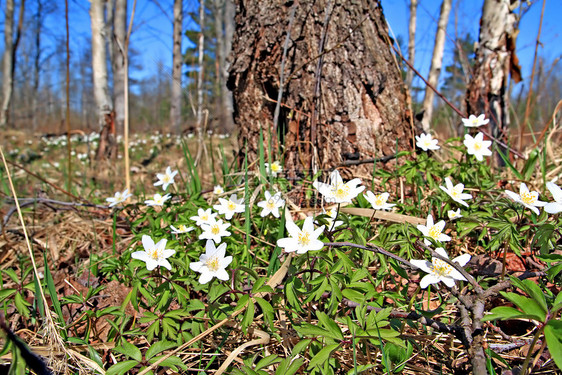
(522, 148), (540, 180)
(316, 312), (343, 341)
(255, 297), (274, 327)
(149, 355), (187, 371)
(275, 357), (304, 375)
(291, 338), (311, 355)
(255, 354), (281, 370)
(146, 340), (176, 360)
(500, 292), (546, 321)
(545, 321), (562, 371)
(0, 288), (16, 301)
(482, 306), (536, 321)
(14, 292), (30, 318)
(106, 360), (138, 375)
(342, 289), (366, 304)
(114, 341), (141, 361)
(241, 299), (255, 333)
(297, 324), (332, 339)
(307, 343), (340, 370)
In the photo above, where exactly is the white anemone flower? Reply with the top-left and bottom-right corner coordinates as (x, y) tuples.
(277, 217), (324, 254)
(447, 208), (462, 220)
(415, 133), (440, 151)
(545, 181), (562, 214)
(265, 161), (283, 177)
(145, 193), (171, 207)
(313, 170), (365, 204)
(131, 235), (175, 271)
(154, 166), (178, 191)
(106, 189), (132, 207)
(199, 219), (231, 243)
(462, 114), (489, 128)
(257, 191), (285, 218)
(170, 224), (194, 234)
(463, 132), (492, 161)
(214, 194), (245, 220)
(213, 185), (224, 195)
(504, 183), (546, 215)
(190, 208), (218, 227)
(189, 240), (233, 284)
(363, 191), (395, 210)
(411, 248), (471, 289)
(439, 177), (472, 207)
(417, 215), (451, 246)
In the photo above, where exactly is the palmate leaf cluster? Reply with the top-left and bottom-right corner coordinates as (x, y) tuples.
(2, 134), (562, 374)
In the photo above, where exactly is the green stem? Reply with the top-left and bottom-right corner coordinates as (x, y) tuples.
(520, 325), (544, 375)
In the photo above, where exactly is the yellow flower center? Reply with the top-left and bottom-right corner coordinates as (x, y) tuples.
(206, 256), (220, 272)
(266, 199), (276, 209)
(521, 191), (537, 205)
(149, 249), (161, 260)
(163, 175), (171, 183)
(472, 118), (478, 126)
(451, 187), (462, 199)
(374, 195), (386, 206)
(428, 225), (442, 240)
(201, 213), (208, 221)
(333, 184), (350, 200)
(227, 201), (237, 211)
(211, 225), (220, 235)
(271, 163), (281, 172)
(179, 225), (187, 232)
(474, 142), (482, 151)
(298, 231), (311, 246)
(431, 258), (452, 277)
(423, 140), (432, 147)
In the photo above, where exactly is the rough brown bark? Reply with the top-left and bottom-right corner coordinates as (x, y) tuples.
(112, 0), (127, 137)
(406, 0), (417, 90)
(466, 0), (520, 157)
(228, 0), (413, 176)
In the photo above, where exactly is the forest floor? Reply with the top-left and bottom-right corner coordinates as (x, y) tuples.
(0, 129), (561, 375)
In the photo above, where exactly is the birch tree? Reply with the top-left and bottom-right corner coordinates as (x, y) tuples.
(112, 0), (127, 136)
(90, 0), (115, 159)
(170, 0), (183, 133)
(421, 0), (452, 131)
(406, 0), (417, 90)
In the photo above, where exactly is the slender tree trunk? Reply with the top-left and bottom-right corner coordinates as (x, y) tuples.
(32, 0), (43, 131)
(421, 0), (452, 131)
(91, 0), (115, 160)
(214, 0), (235, 133)
(1, 0), (15, 127)
(112, 0), (127, 139)
(406, 0), (417, 91)
(195, 0), (206, 164)
(466, 0), (520, 160)
(170, 0), (183, 134)
(229, 0), (413, 175)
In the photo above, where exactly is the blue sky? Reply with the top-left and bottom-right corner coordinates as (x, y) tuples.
(3, 0), (562, 90)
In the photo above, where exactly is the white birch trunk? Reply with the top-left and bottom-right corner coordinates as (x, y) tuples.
(170, 0), (183, 134)
(112, 0), (127, 135)
(90, 0), (112, 130)
(406, 0), (417, 90)
(1, 0), (15, 127)
(421, 0), (452, 131)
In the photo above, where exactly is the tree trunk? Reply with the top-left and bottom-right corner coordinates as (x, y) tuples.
(1, 0), (15, 127)
(112, 0), (127, 138)
(91, 0), (115, 160)
(406, 0), (417, 90)
(214, 0), (235, 133)
(229, 0), (413, 176)
(421, 0), (452, 131)
(466, 0), (520, 158)
(195, 0), (206, 164)
(170, 0), (183, 134)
